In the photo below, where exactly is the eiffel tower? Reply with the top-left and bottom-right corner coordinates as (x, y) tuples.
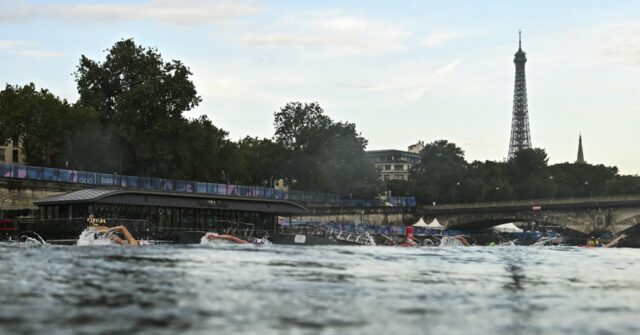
(508, 31), (532, 159)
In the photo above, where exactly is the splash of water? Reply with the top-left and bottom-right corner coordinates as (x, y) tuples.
(20, 233), (47, 245)
(76, 228), (118, 246)
(532, 237), (563, 246)
(200, 233), (272, 246)
(439, 236), (466, 247)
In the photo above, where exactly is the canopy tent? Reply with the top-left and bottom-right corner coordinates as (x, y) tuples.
(425, 218), (445, 230)
(412, 218), (428, 227)
(489, 223), (523, 233)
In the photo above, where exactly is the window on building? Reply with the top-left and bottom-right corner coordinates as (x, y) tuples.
(394, 164), (404, 170)
(384, 165), (391, 170)
(376, 166), (383, 171)
(383, 175), (390, 181)
(12, 149), (18, 163)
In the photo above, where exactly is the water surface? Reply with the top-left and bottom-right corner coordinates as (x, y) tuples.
(0, 243), (638, 335)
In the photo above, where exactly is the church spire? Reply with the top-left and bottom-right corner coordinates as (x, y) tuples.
(576, 134), (586, 164)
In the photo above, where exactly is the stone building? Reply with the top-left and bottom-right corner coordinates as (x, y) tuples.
(0, 140), (25, 164)
(365, 142), (423, 182)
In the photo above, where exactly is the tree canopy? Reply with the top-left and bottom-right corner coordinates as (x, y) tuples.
(274, 102), (377, 196)
(0, 83), (97, 167)
(75, 38), (203, 177)
(408, 142), (640, 204)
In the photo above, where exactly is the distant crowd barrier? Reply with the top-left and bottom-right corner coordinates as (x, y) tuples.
(0, 163), (339, 204)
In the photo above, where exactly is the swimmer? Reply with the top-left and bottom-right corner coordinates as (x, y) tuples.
(205, 232), (248, 244)
(90, 225), (142, 246)
(604, 234), (627, 248)
(400, 226), (418, 247)
(581, 234), (626, 248)
(454, 235), (471, 246)
(587, 236), (600, 247)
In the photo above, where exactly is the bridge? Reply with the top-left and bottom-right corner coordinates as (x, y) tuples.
(420, 195), (640, 235)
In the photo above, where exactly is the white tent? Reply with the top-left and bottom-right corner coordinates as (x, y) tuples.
(490, 223), (523, 233)
(425, 218), (445, 230)
(412, 218), (428, 227)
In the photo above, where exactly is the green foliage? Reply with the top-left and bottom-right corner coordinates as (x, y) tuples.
(0, 83), (93, 167)
(274, 102), (377, 197)
(506, 148), (554, 199)
(75, 38), (202, 177)
(63, 105), (125, 172)
(274, 102), (331, 152)
(173, 116), (229, 181)
(409, 141), (640, 204)
(231, 137), (286, 186)
(410, 140), (467, 204)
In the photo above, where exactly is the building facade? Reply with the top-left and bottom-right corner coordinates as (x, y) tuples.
(365, 144), (422, 182)
(0, 140), (25, 164)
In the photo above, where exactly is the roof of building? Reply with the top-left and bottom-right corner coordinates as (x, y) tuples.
(364, 149), (421, 158)
(34, 188), (309, 214)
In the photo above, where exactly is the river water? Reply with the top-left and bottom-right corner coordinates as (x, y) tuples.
(0, 243), (638, 335)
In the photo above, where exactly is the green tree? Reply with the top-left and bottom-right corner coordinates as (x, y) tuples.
(75, 38), (201, 177)
(273, 102), (377, 196)
(62, 104), (125, 172)
(173, 116), (229, 181)
(274, 102), (331, 151)
(507, 148), (555, 199)
(467, 160), (514, 201)
(316, 122), (378, 197)
(410, 140), (468, 204)
(233, 137), (286, 186)
(0, 83), (91, 167)
(549, 163), (618, 197)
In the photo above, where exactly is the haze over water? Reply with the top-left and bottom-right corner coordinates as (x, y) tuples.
(1, 243), (638, 335)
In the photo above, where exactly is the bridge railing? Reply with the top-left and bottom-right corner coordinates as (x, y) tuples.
(426, 194), (640, 210)
(338, 197), (417, 208)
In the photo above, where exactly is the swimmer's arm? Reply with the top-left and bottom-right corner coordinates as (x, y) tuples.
(455, 236), (471, 246)
(108, 226), (138, 246)
(110, 235), (127, 245)
(605, 234), (627, 248)
(93, 226), (109, 233)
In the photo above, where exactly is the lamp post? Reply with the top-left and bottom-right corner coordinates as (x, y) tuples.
(584, 181), (591, 197)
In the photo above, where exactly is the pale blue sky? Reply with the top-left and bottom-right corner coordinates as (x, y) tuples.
(1, 1), (639, 173)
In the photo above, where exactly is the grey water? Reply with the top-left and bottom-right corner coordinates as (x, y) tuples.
(0, 243), (639, 335)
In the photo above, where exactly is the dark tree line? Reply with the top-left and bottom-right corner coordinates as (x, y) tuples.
(0, 39), (377, 197)
(388, 140), (640, 205)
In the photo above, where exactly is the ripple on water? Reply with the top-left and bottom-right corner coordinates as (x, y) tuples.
(0, 244), (640, 335)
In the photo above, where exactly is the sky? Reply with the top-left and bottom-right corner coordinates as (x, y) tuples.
(1, 0), (640, 174)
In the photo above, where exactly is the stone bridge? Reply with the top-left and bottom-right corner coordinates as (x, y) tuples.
(420, 195), (640, 235)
